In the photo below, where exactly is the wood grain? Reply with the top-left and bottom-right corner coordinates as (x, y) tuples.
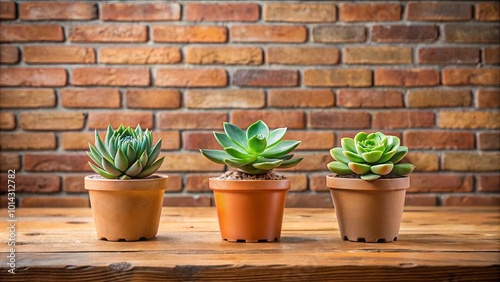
(0, 207), (499, 281)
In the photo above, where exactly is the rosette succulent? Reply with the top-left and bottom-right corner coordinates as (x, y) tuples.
(87, 124), (164, 180)
(327, 132), (415, 181)
(200, 120), (303, 175)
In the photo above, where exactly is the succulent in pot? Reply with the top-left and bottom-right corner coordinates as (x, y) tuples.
(85, 124), (168, 242)
(326, 132), (415, 243)
(200, 120), (303, 242)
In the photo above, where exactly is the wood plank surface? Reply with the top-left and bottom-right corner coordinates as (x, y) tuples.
(0, 207), (499, 281)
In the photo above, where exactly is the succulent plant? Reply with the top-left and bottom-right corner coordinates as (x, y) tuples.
(200, 120), (303, 175)
(327, 132), (415, 181)
(87, 124), (164, 180)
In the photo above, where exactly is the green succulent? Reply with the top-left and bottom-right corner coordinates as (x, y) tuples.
(87, 124), (164, 180)
(200, 120), (303, 175)
(327, 132), (415, 181)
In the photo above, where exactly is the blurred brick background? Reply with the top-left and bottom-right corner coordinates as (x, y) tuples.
(0, 1), (499, 208)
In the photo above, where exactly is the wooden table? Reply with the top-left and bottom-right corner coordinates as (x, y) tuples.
(1, 207), (499, 281)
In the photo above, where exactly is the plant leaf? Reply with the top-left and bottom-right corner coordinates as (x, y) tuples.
(361, 173), (381, 181)
(214, 132), (236, 148)
(200, 149), (232, 164)
(139, 150), (148, 167)
(253, 159), (283, 170)
(224, 158), (255, 168)
(341, 137), (357, 153)
(267, 127), (287, 147)
(88, 162), (117, 179)
(261, 140), (300, 158)
(389, 146), (408, 164)
(327, 161), (353, 175)
(354, 132), (368, 143)
(391, 163), (415, 176)
(330, 148), (350, 164)
(115, 149), (129, 172)
(370, 162), (394, 175)
(238, 164), (267, 175)
(146, 139), (162, 167)
(87, 144), (103, 166)
(136, 157), (164, 178)
(95, 130), (112, 163)
(247, 134), (267, 154)
(246, 120), (269, 140)
(225, 147), (253, 159)
(343, 151), (365, 163)
(126, 144), (136, 165)
(224, 122), (248, 151)
(278, 157), (303, 168)
(361, 150), (384, 163)
(348, 162), (371, 175)
(125, 160), (143, 177)
(102, 158), (122, 177)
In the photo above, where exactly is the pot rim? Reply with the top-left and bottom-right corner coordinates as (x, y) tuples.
(85, 174), (168, 192)
(209, 177), (290, 191)
(326, 175), (410, 191)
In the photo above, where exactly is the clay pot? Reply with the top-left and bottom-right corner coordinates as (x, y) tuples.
(84, 175), (168, 241)
(326, 175), (410, 243)
(209, 178), (290, 243)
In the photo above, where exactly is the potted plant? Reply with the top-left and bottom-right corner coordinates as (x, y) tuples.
(326, 132), (415, 243)
(85, 124), (167, 241)
(200, 120), (303, 242)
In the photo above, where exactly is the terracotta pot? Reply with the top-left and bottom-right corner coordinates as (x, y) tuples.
(326, 175), (410, 243)
(84, 174), (168, 241)
(209, 178), (290, 243)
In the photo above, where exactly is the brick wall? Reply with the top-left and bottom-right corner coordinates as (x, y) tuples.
(0, 1), (499, 208)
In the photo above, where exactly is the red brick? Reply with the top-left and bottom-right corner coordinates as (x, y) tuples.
(404, 195), (437, 206)
(337, 89), (402, 108)
(126, 90), (180, 109)
(163, 195), (212, 207)
(443, 195), (500, 207)
(478, 132), (500, 150)
(20, 2), (96, 20)
(0, 25), (63, 42)
(186, 46), (262, 65)
(186, 3), (259, 22)
(156, 68), (227, 87)
(268, 89), (334, 108)
(418, 47), (480, 65)
(0, 133), (56, 150)
(304, 69), (372, 87)
(339, 3), (401, 22)
(152, 26), (227, 43)
(0, 46), (18, 64)
(0, 173), (60, 193)
(308, 110), (370, 129)
(286, 193), (332, 208)
(483, 47), (500, 65)
(312, 26), (366, 43)
(231, 110), (305, 129)
(445, 25), (499, 43)
(88, 112), (153, 130)
(160, 153), (224, 172)
(267, 47), (339, 65)
(0, 68), (67, 87)
(0, 153), (20, 171)
(0, 112), (15, 130)
(406, 2), (472, 21)
(69, 25), (147, 42)
(156, 132), (181, 151)
(438, 111), (500, 129)
(165, 174), (182, 192)
(63, 174), (86, 193)
(476, 2), (500, 21)
(309, 173), (329, 192)
(100, 47), (180, 64)
(0, 1), (15, 19)
(72, 68), (149, 86)
(233, 70), (298, 87)
(186, 90), (265, 109)
(0, 89), (56, 108)
(264, 3), (336, 23)
(186, 173), (221, 192)
(373, 111), (435, 129)
(408, 173), (473, 193)
(280, 173), (308, 192)
(61, 88), (120, 108)
(477, 174), (500, 192)
(375, 68), (439, 87)
(25, 46), (95, 64)
(183, 131), (220, 151)
(443, 152), (500, 172)
(158, 112), (227, 130)
(20, 112), (85, 130)
(21, 197), (89, 208)
(231, 25), (307, 43)
(25, 153), (91, 172)
(405, 152), (439, 172)
(404, 131), (474, 150)
(406, 89), (472, 108)
(372, 25), (438, 43)
(286, 153), (331, 172)
(442, 68), (500, 86)
(101, 3), (180, 21)
(284, 131), (334, 150)
(344, 46), (411, 64)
